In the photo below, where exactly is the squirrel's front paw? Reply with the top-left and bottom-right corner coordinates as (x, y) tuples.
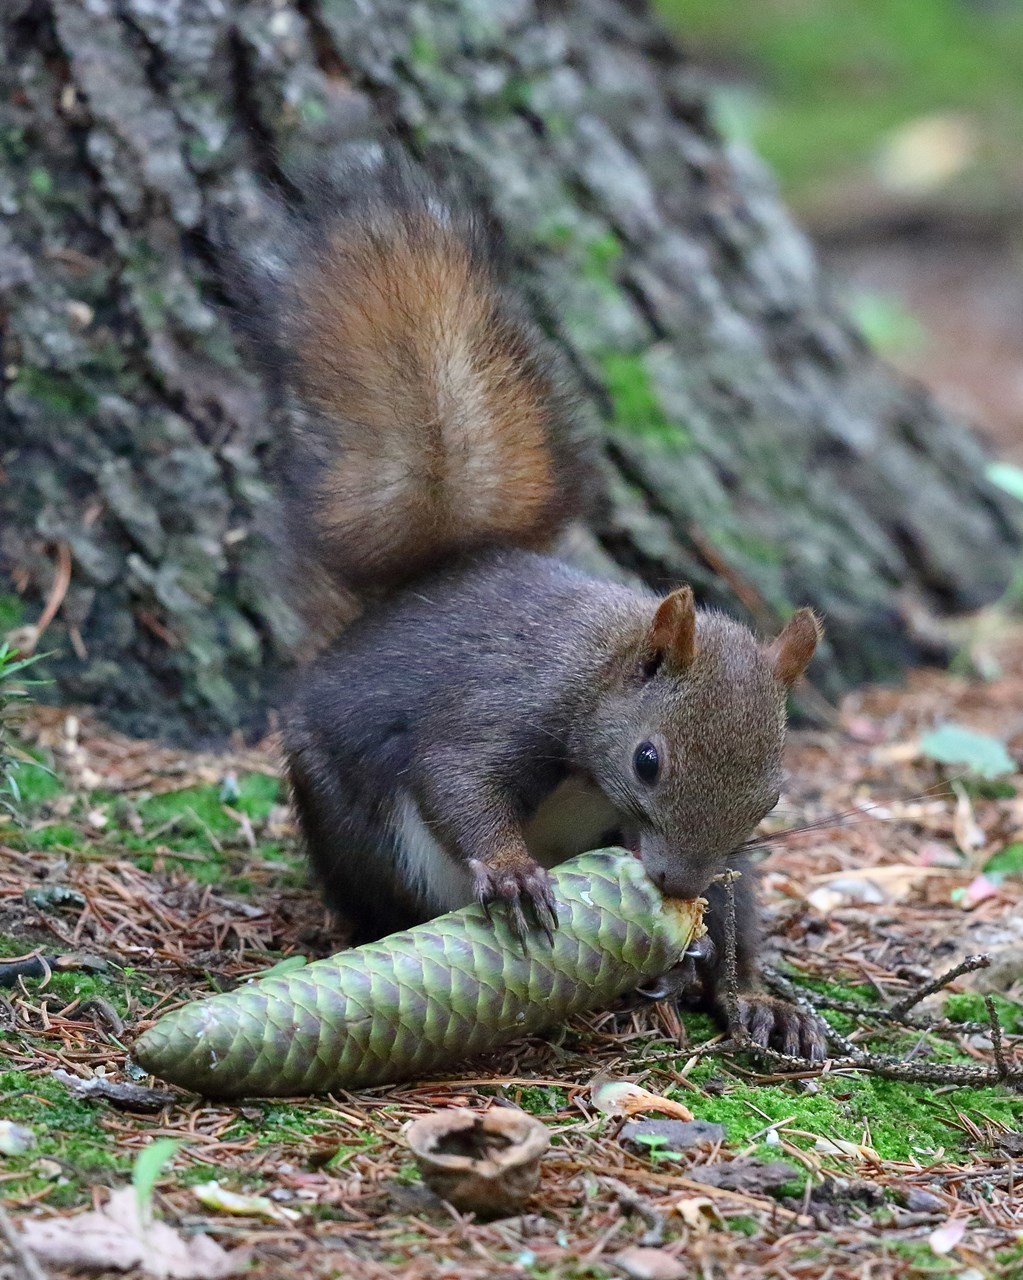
(469, 854), (559, 945)
(731, 992), (828, 1061)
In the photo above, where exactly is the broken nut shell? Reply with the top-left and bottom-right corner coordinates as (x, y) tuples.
(405, 1107), (549, 1216)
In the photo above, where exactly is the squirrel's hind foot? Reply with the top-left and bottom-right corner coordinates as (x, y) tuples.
(730, 992), (828, 1061)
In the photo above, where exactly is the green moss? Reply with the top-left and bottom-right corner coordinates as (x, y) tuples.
(299, 97), (328, 125)
(515, 1085), (570, 1117)
(33, 967), (133, 1020)
(218, 1101), (341, 1147)
(4, 769), (300, 893)
(9, 760), (63, 807)
(713, 529), (786, 569)
(0, 1070), (132, 1207)
(600, 352), (690, 447)
(583, 231), (622, 276)
(28, 166), (53, 197)
(995, 1242), (1023, 1273)
(945, 991), (1023, 1034)
(407, 31), (440, 69)
(20, 821), (83, 851)
(186, 136), (215, 164)
(1, 126), (28, 160)
(848, 291), (927, 357)
(684, 1068), (1023, 1166)
(138, 777), (279, 841)
(679, 1010), (718, 1041)
(690, 1078), (845, 1144)
(234, 773), (283, 821)
(0, 595), (24, 632)
(12, 368), (98, 418)
(888, 1239), (959, 1275)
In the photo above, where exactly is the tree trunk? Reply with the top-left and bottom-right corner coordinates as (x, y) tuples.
(2, 0), (1019, 740)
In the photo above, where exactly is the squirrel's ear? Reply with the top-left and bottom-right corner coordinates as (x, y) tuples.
(768, 608), (822, 687)
(644, 586), (697, 677)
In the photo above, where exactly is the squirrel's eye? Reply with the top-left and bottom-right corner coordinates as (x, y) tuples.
(633, 741), (660, 784)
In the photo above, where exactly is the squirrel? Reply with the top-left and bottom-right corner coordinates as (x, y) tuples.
(254, 147), (827, 1059)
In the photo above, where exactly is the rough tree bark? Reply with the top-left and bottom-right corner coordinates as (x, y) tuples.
(1, 0), (1019, 740)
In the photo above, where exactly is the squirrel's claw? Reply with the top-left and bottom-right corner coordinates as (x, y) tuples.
(470, 859), (558, 947)
(732, 993), (828, 1062)
(636, 935), (717, 1002)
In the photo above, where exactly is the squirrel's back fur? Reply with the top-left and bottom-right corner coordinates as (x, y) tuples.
(251, 149), (596, 600)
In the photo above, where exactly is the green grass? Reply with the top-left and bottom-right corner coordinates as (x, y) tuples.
(9, 760), (64, 807)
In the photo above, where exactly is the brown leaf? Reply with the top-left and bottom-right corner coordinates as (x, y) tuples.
(616, 1246), (688, 1280)
(19, 1187), (246, 1278)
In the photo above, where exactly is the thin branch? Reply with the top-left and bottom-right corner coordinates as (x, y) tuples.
(986, 995), (1008, 1082)
(718, 870), (751, 1053)
(717, 893), (1019, 1088)
(889, 955), (990, 1017)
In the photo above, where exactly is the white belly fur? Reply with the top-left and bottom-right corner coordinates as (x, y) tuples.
(523, 774), (623, 868)
(392, 778), (623, 917)
(392, 791), (475, 915)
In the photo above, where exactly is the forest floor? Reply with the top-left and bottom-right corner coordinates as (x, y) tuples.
(2, 627), (1023, 1280)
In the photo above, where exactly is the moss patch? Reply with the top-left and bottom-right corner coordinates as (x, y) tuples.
(0, 1069), (131, 1207)
(0, 594), (25, 632)
(681, 1065), (1023, 1167)
(945, 991), (1023, 1035)
(600, 352), (691, 447)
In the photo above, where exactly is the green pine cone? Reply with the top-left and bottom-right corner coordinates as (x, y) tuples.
(133, 849), (704, 1098)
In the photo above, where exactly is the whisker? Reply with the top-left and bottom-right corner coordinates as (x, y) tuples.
(742, 778), (961, 850)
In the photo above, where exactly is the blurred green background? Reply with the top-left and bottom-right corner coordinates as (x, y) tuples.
(656, 0), (1023, 465)
(656, 0), (1023, 218)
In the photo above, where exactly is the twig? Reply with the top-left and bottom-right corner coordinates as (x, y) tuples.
(13, 540), (72, 656)
(718, 893), (1020, 1087)
(762, 966), (859, 1057)
(600, 1177), (664, 1246)
(889, 955), (990, 1017)
(986, 995), (1008, 1082)
(718, 870), (751, 1052)
(0, 1202), (48, 1280)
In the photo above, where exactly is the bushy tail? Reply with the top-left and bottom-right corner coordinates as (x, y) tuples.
(250, 148), (595, 603)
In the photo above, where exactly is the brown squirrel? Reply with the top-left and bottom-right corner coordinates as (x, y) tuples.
(257, 148), (826, 1058)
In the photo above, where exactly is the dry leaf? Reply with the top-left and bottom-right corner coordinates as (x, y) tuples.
(19, 1186), (245, 1278)
(193, 1180), (301, 1223)
(952, 783), (986, 855)
(591, 1076), (693, 1122)
(808, 865), (950, 912)
(929, 1216), (968, 1255)
(672, 1195), (720, 1232)
(814, 1136), (880, 1162)
(616, 1245), (688, 1279)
